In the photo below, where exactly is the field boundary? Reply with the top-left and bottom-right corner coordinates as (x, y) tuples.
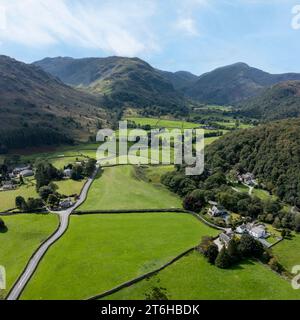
(86, 247), (195, 300)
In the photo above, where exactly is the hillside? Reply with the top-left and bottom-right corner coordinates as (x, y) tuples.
(205, 119), (300, 205)
(236, 81), (300, 120)
(33, 57), (186, 114)
(0, 55), (108, 152)
(185, 62), (300, 105)
(158, 70), (198, 90)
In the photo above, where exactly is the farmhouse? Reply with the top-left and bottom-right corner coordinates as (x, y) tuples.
(249, 225), (267, 239)
(236, 224), (247, 234)
(59, 198), (74, 209)
(1, 181), (16, 190)
(63, 168), (73, 178)
(238, 172), (257, 186)
(13, 165), (31, 175)
(236, 223), (268, 239)
(218, 230), (235, 248)
(208, 204), (228, 217)
(20, 169), (34, 177)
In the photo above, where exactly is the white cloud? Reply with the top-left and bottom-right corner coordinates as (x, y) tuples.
(175, 18), (199, 36)
(173, 0), (210, 37)
(0, 0), (159, 56)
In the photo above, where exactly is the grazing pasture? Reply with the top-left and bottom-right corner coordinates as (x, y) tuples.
(79, 165), (182, 211)
(0, 214), (58, 299)
(104, 252), (300, 300)
(20, 213), (218, 300)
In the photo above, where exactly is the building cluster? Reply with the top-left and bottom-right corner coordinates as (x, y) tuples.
(0, 164), (34, 191)
(207, 201), (228, 218)
(237, 172), (257, 186)
(215, 223), (269, 250)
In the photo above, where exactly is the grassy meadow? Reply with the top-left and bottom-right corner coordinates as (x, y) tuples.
(0, 214), (58, 299)
(104, 251), (300, 300)
(21, 213), (218, 300)
(273, 232), (300, 272)
(79, 165), (182, 211)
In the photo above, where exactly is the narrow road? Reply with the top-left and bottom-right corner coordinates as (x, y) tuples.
(6, 167), (99, 300)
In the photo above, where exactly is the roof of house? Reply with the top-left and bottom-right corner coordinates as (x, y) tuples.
(20, 169), (34, 175)
(220, 233), (231, 243)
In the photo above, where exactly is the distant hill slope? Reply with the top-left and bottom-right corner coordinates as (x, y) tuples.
(185, 62), (300, 105)
(33, 56), (186, 114)
(206, 119), (300, 205)
(158, 70), (198, 90)
(236, 81), (300, 120)
(0, 55), (108, 151)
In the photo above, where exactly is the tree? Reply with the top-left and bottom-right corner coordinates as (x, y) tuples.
(15, 196), (28, 211)
(238, 234), (264, 258)
(205, 172), (227, 189)
(205, 243), (219, 264)
(35, 160), (60, 190)
(145, 286), (168, 300)
(47, 194), (59, 208)
(227, 238), (240, 262)
(71, 164), (83, 181)
(19, 175), (24, 185)
(26, 198), (44, 211)
(183, 189), (205, 212)
(215, 247), (232, 269)
(84, 159), (97, 177)
(38, 186), (53, 201)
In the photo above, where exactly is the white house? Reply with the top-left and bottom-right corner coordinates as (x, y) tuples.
(63, 168), (73, 178)
(249, 225), (267, 239)
(236, 224), (247, 234)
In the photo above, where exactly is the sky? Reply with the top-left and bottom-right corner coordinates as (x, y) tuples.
(0, 0), (300, 75)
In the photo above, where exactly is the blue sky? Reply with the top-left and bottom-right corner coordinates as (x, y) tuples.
(0, 0), (300, 75)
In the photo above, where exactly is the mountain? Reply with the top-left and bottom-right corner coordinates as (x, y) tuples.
(158, 70), (198, 90)
(236, 81), (300, 120)
(33, 56), (186, 114)
(0, 55), (108, 152)
(206, 119), (300, 205)
(185, 62), (300, 105)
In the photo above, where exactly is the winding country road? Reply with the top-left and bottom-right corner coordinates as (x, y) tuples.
(6, 167), (99, 300)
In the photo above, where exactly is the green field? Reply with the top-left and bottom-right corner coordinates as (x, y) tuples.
(55, 179), (86, 197)
(79, 165), (182, 211)
(143, 165), (175, 184)
(126, 117), (200, 129)
(0, 183), (38, 212)
(21, 213), (218, 300)
(50, 156), (86, 169)
(105, 251), (300, 300)
(273, 233), (300, 272)
(0, 214), (58, 299)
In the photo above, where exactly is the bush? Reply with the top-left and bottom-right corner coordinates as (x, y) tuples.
(268, 257), (284, 274)
(15, 196), (28, 211)
(0, 217), (6, 231)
